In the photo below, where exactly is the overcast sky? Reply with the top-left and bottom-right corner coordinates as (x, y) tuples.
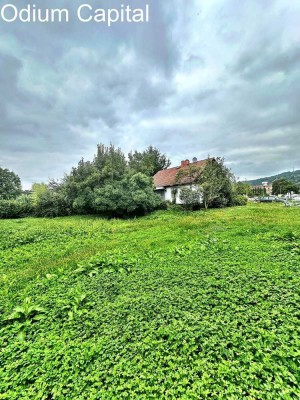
(0, 0), (299, 188)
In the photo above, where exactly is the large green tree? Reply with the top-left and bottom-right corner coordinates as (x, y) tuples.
(235, 182), (251, 196)
(176, 158), (235, 210)
(0, 167), (22, 200)
(62, 143), (161, 216)
(128, 145), (171, 176)
(93, 172), (161, 216)
(198, 158), (235, 209)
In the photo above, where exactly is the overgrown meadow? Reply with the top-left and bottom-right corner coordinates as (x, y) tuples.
(1, 204), (300, 399)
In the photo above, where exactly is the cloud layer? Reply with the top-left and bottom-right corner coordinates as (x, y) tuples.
(0, 0), (299, 187)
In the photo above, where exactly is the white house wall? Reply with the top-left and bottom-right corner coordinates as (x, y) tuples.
(164, 187), (173, 202)
(163, 185), (202, 205)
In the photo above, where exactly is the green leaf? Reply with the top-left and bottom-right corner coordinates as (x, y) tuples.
(17, 330), (26, 342)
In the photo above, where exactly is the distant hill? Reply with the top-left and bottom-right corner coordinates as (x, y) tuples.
(246, 170), (300, 186)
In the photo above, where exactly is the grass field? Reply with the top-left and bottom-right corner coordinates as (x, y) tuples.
(1, 204), (300, 399)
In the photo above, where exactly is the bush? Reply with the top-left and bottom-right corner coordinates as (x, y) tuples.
(211, 195), (229, 208)
(0, 200), (20, 218)
(231, 195), (248, 206)
(165, 201), (182, 211)
(34, 191), (70, 218)
(179, 187), (201, 210)
(93, 173), (162, 216)
(0, 196), (33, 218)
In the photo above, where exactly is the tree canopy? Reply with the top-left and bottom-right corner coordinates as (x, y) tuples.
(236, 182), (251, 196)
(128, 145), (171, 176)
(272, 179), (299, 195)
(62, 144), (162, 216)
(0, 167), (22, 200)
(176, 158), (236, 210)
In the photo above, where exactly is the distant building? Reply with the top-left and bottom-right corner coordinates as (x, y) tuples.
(252, 181), (273, 195)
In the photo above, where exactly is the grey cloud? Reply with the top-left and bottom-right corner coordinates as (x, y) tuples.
(233, 45), (300, 80)
(194, 89), (217, 103)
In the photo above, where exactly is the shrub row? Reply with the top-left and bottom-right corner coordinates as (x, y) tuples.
(0, 193), (247, 219)
(0, 196), (33, 219)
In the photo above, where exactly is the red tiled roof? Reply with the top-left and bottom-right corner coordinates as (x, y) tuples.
(154, 159), (207, 188)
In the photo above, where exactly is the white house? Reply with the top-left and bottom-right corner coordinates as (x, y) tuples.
(153, 158), (207, 204)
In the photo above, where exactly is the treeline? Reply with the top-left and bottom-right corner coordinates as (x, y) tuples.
(271, 179), (299, 196)
(0, 144), (251, 219)
(0, 144), (169, 218)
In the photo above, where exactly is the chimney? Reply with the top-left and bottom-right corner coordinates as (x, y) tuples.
(181, 159), (190, 168)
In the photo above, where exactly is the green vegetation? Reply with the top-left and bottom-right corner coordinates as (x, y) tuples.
(250, 186), (267, 196)
(177, 157), (243, 209)
(0, 144), (170, 219)
(235, 182), (251, 196)
(62, 144), (162, 217)
(128, 145), (171, 176)
(1, 204), (300, 399)
(0, 147), (248, 219)
(272, 178), (299, 196)
(0, 167), (22, 200)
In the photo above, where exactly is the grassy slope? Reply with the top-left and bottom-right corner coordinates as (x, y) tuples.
(0, 204), (300, 399)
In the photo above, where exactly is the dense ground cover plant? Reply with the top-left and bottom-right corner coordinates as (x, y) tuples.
(3, 297), (47, 341)
(0, 204), (300, 399)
